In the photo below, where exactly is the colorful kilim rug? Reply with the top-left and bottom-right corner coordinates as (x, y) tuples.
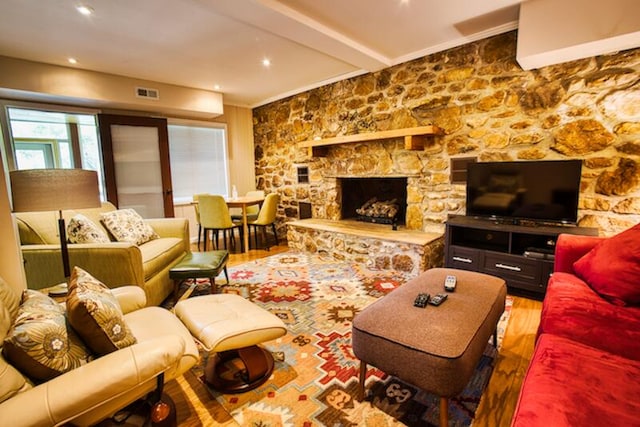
(173, 251), (513, 427)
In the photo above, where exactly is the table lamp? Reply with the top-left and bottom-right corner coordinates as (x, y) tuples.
(10, 168), (101, 282)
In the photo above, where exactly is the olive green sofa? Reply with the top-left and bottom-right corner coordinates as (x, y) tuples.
(14, 202), (189, 306)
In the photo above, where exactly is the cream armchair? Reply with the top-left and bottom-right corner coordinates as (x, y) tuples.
(0, 277), (199, 427)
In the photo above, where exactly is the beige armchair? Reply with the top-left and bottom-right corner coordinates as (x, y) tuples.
(15, 202), (190, 306)
(0, 275), (199, 427)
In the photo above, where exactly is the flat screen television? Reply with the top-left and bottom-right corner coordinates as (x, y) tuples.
(465, 159), (582, 225)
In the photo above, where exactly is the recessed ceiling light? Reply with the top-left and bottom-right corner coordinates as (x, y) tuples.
(214, 84), (221, 91)
(68, 58), (78, 64)
(76, 5), (94, 16)
(262, 58), (271, 67)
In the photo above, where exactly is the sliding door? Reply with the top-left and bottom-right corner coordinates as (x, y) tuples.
(98, 114), (174, 218)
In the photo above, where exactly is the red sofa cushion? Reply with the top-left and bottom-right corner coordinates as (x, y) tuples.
(511, 333), (640, 427)
(538, 272), (640, 360)
(553, 233), (603, 274)
(573, 223), (640, 306)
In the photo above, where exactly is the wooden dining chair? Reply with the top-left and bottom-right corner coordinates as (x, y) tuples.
(248, 193), (280, 250)
(199, 194), (244, 252)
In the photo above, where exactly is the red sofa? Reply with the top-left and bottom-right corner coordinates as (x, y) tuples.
(511, 231), (640, 426)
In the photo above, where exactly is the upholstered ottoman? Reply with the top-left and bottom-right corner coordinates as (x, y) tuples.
(169, 251), (229, 303)
(174, 294), (287, 393)
(352, 268), (506, 426)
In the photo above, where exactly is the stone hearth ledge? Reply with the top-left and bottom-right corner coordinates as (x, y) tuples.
(287, 219), (445, 276)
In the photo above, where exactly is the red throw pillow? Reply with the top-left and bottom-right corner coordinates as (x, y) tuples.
(573, 223), (640, 306)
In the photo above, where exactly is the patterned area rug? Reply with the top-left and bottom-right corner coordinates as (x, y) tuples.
(173, 251), (512, 427)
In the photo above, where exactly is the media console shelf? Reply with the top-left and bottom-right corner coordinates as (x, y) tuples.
(298, 125), (442, 157)
(445, 216), (599, 298)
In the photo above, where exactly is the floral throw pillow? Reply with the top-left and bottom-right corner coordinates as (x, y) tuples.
(2, 290), (93, 382)
(100, 209), (159, 245)
(66, 267), (137, 356)
(67, 214), (110, 244)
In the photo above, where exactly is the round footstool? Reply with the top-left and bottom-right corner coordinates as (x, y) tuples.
(174, 294), (287, 393)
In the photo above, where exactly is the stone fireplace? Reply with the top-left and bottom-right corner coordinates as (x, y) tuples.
(339, 177), (408, 226)
(286, 141), (446, 275)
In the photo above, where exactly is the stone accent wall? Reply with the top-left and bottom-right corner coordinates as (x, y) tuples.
(253, 31), (640, 237)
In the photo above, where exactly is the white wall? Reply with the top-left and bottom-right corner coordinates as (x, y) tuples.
(219, 105), (257, 196)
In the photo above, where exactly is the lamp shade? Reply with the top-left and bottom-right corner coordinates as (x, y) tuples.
(10, 168), (101, 212)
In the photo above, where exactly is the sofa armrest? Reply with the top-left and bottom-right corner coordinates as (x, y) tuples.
(0, 335), (186, 427)
(111, 286), (147, 313)
(554, 234), (606, 274)
(21, 243), (144, 290)
(145, 218), (190, 254)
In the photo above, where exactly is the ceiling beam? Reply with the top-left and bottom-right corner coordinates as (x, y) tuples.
(207, 0), (391, 71)
(517, 0), (640, 69)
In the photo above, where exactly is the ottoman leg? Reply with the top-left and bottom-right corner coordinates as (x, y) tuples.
(210, 277), (217, 294)
(439, 397), (448, 427)
(223, 266), (229, 284)
(173, 280), (182, 304)
(358, 361), (367, 401)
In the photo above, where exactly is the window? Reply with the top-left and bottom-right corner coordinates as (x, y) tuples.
(168, 122), (229, 204)
(14, 140), (57, 169)
(4, 106), (106, 199)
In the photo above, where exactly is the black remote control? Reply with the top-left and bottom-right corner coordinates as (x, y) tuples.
(429, 293), (448, 306)
(413, 293), (430, 308)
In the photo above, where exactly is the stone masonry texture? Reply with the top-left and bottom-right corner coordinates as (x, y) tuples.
(253, 31), (640, 238)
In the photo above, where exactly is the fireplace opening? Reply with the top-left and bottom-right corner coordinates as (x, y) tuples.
(340, 177), (408, 226)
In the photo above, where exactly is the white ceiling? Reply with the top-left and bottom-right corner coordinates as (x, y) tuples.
(0, 0), (527, 108)
(3, 0), (638, 110)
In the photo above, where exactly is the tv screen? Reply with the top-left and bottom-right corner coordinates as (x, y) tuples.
(465, 160), (582, 224)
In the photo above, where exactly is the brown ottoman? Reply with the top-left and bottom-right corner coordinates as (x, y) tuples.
(351, 268), (506, 427)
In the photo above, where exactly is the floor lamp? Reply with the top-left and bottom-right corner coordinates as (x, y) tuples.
(10, 169), (101, 285)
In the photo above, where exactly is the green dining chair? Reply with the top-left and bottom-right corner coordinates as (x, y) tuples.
(199, 194), (244, 252)
(248, 193), (280, 250)
(230, 190), (265, 223)
(192, 193), (210, 251)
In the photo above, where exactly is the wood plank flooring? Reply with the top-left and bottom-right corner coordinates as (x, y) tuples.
(474, 295), (542, 426)
(191, 243), (543, 426)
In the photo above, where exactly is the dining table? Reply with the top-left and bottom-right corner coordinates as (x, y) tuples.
(224, 195), (264, 252)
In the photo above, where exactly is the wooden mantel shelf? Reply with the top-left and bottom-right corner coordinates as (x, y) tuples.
(298, 125), (442, 157)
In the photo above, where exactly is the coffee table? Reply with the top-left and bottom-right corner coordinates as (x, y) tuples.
(352, 267), (506, 427)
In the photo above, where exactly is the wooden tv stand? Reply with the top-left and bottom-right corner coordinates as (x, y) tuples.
(444, 216), (598, 298)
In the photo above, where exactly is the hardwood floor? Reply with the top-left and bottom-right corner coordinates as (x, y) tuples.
(193, 243), (543, 426)
(191, 242), (290, 267)
(474, 295), (542, 426)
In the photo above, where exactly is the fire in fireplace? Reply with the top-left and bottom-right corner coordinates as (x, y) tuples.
(340, 177), (408, 227)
